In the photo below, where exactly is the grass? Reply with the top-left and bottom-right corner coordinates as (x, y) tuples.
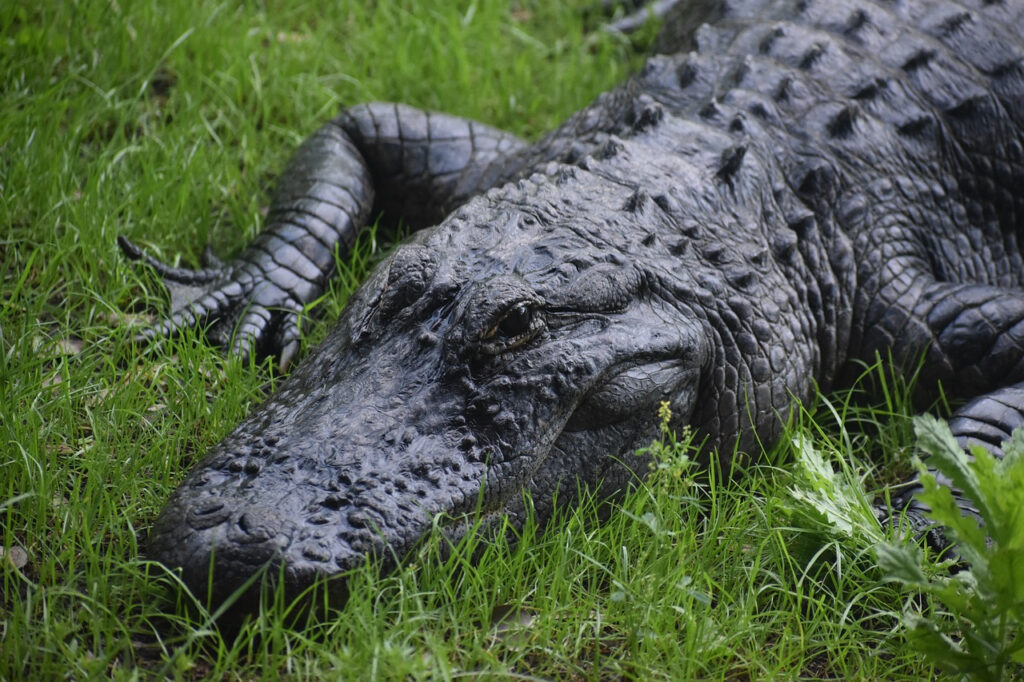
(878, 416), (1024, 680)
(0, 1), (948, 678)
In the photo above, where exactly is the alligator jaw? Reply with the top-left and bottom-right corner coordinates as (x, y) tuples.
(147, 431), (555, 607)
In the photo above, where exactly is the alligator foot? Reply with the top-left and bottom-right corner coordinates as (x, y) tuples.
(880, 488), (956, 560)
(881, 386), (1024, 561)
(119, 235), (303, 369)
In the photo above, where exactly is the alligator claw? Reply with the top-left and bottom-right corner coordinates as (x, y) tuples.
(118, 235), (222, 285)
(878, 492), (957, 561)
(274, 310), (302, 371)
(120, 235), (304, 370)
(200, 244), (226, 269)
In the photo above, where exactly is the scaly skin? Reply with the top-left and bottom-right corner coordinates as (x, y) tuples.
(125, 0), (1024, 606)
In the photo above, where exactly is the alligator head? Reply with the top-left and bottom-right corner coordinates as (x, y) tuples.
(147, 164), (724, 606)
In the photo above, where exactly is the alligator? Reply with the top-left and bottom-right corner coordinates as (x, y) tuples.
(121, 0), (1024, 606)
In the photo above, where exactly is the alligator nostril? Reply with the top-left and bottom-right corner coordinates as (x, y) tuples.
(237, 512), (271, 542)
(302, 544), (331, 562)
(186, 497), (231, 529)
(194, 500), (224, 516)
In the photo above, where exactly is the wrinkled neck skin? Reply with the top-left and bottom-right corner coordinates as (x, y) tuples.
(149, 122), (831, 603)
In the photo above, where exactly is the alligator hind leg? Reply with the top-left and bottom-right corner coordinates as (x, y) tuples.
(889, 383), (1024, 550)
(859, 272), (1024, 543)
(947, 384), (1024, 458)
(122, 104), (527, 367)
(856, 273), (1024, 403)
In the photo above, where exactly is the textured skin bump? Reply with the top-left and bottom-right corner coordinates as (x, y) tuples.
(127, 0), (1024, 606)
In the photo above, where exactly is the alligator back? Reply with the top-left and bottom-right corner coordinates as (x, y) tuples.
(650, 0), (1024, 276)
(626, 0), (1024, 388)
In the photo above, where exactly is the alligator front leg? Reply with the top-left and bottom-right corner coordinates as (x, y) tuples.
(121, 103), (527, 368)
(120, 119), (375, 370)
(336, 103), (528, 229)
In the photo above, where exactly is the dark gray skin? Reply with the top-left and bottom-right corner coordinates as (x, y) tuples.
(122, 0), (1024, 605)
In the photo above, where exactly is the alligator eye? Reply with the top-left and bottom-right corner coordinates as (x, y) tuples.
(479, 301), (541, 353)
(497, 303), (532, 338)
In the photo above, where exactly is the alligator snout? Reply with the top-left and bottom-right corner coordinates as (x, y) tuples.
(146, 364), (493, 604)
(150, 451), (481, 604)
(149, 495), (297, 602)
